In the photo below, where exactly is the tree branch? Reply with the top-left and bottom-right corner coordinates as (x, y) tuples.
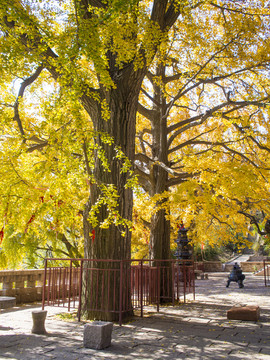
(166, 36), (238, 110)
(164, 1), (181, 29)
(168, 127), (218, 153)
(151, 0), (168, 29)
(134, 166), (152, 193)
(238, 211), (268, 235)
(27, 142), (48, 153)
(14, 66), (44, 137)
(211, 214), (234, 230)
(137, 103), (156, 121)
(141, 88), (160, 107)
(135, 152), (153, 165)
(83, 139), (92, 176)
(136, 132), (152, 153)
(210, 2), (270, 17)
(166, 172), (196, 187)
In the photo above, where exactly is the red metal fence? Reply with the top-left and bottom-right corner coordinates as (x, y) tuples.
(42, 258), (195, 325)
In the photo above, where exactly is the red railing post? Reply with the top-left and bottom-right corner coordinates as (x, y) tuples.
(140, 260), (143, 318)
(157, 261), (160, 312)
(192, 260), (195, 300)
(264, 260), (266, 287)
(193, 261), (195, 299)
(58, 267), (61, 306)
(183, 261), (186, 303)
(171, 261), (175, 306)
(62, 267), (66, 307)
(52, 268), (55, 305)
(78, 259), (84, 322)
(47, 267), (51, 306)
(42, 259), (48, 310)
(68, 260), (72, 312)
(119, 260), (123, 326)
(176, 262), (179, 301)
(149, 264), (153, 304)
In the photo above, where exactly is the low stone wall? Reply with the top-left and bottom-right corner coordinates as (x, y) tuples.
(0, 269), (44, 304)
(224, 262), (265, 273)
(240, 262), (265, 273)
(196, 261), (267, 273)
(195, 261), (223, 272)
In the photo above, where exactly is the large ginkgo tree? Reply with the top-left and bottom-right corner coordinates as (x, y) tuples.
(1, 0), (270, 320)
(0, 0), (184, 320)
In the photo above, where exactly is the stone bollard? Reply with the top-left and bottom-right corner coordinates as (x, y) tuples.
(84, 321), (113, 349)
(32, 310), (47, 335)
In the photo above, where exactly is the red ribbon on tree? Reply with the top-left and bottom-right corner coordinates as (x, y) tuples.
(24, 214), (36, 233)
(0, 227), (4, 244)
(91, 229), (95, 243)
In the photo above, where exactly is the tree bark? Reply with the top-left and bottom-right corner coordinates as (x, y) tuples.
(81, 65), (145, 321)
(149, 64), (171, 262)
(147, 65), (172, 302)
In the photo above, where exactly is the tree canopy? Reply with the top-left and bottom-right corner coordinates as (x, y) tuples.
(133, 1), (270, 258)
(0, 0), (270, 270)
(0, 0), (182, 270)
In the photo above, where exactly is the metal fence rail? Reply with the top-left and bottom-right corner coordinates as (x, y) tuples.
(42, 258), (195, 325)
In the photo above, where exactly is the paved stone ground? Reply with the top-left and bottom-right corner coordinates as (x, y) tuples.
(1, 273), (270, 359)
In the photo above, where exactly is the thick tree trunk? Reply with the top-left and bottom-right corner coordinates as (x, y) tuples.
(148, 65), (172, 302)
(149, 169), (172, 303)
(150, 208), (170, 260)
(149, 65), (171, 262)
(81, 66), (145, 321)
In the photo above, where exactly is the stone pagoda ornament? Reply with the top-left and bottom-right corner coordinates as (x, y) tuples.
(175, 222), (193, 263)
